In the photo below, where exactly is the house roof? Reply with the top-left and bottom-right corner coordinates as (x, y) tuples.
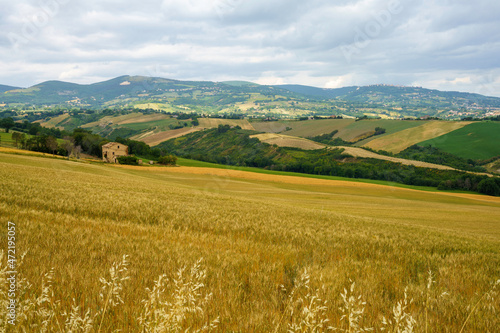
(102, 142), (128, 148)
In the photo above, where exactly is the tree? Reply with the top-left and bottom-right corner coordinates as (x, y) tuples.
(12, 132), (21, 148)
(19, 133), (26, 149)
(117, 155), (139, 165)
(62, 137), (75, 159)
(477, 178), (500, 196)
(0, 117), (15, 133)
(46, 136), (58, 155)
(158, 155), (177, 166)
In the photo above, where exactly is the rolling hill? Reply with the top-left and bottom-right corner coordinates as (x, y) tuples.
(1, 150), (499, 331)
(0, 84), (20, 93)
(418, 122), (500, 160)
(362, 121), (472, 153)
(1, 76), (500, 119)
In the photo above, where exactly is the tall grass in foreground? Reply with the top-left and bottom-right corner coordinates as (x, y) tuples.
(0, 252), (218, 332)
(1, 251), (498, 332)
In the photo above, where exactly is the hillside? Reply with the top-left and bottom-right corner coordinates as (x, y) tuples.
(0, 84), (20, 93)
(1, 150), (499, 331)
(251, 133), (461, 171)
(418, 122), (500, 160)
(363, 121), (472, 153)
(2, 76), (500, 119)
(158, 127), (499, 195)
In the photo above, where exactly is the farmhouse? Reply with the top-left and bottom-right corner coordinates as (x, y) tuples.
(102, 142), (128, 163)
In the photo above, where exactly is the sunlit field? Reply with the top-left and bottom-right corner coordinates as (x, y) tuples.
(1, 152), (499, 332)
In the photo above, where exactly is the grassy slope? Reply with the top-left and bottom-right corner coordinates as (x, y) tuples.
(38, 113), (70, 128)
(134, 127), (203, 146)
(198, 118), (255, 130)
(271, 119), (355, 137)
(0, 131), (34, 147)
(1, 152), (499, 331)
(351, 120), (428, 146)
(363, 121), (471, 153)
(418, 122), (500, 160)
(250, 133), (326, 150)
(335, 119), (425, 142)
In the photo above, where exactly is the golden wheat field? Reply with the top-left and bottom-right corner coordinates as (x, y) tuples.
(1, 151), (500, 332)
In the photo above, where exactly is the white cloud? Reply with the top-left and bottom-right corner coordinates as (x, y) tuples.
(0, 0), (499, 96)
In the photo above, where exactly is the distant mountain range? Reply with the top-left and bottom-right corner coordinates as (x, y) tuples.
(1, 75), (499, 119)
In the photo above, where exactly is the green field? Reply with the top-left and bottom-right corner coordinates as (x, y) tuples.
(419, 122), (500, 160)
(252, 119), (355, 136)
(0, 131), (16, 146)
(1, 151), (499, 331)
(0, 130), (33, 147)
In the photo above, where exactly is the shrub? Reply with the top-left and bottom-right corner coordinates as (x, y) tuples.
(477, 178), (500, 196)
(158, 155), (177, 166)
(117, 156), (139, 165)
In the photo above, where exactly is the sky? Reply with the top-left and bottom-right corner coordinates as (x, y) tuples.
(1, 0), (499, 96)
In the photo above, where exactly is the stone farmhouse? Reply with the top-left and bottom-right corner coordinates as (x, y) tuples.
(102, 142), (128, 163)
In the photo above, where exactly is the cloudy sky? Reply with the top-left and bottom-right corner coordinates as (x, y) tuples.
(1, 0), (499, 96)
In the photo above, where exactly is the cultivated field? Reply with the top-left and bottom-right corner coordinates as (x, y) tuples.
(364, 121), (472, 153)
(251, 133), (457, 171)
(134, 127), (203, 146)
(38, 113), (70, 129)
(418, 122), (500, 160)
(80, 113), (146, 129)
(260, 119), (355, 137)
(250, 133), (326, 150)
(251, 119), (426, 143)
(197, 118), (255, 130)
(0, 152), (499, 331)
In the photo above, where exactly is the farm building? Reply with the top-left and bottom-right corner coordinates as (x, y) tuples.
(102, 142), (128, 163)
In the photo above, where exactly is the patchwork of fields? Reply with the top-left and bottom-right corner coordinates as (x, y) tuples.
(29, 111), (497, 162)
(0, 152), (499, 331)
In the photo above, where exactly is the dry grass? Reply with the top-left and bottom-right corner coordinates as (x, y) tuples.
(80, 113), (146, 129)
(39, 114), (70, 129)
(250, 133), (326, 150)
(135, 127), (203, 146)
(364, 121), (471, 153)
(118, 114), (170, 125)
(278, 119), (355, 138)
(0, 152), (499, 331)
(197, 118), (255, 130)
